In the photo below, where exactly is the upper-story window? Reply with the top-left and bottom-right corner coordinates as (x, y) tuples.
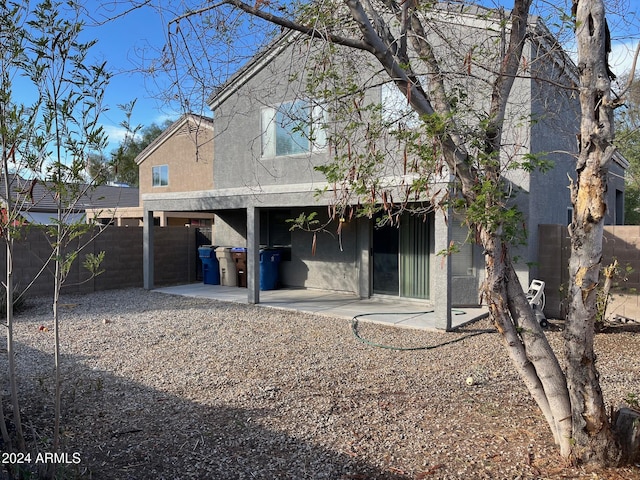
(381, 82), (420, 130)
(152, 165), (168, 186)
(261, 100), (327, 157)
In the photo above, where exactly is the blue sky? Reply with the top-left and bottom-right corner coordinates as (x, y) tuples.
(84, 1), (265, 154)
(10, 2), (180, 157)
(603, 0), (640, 80)
(75, 0), (639, 154)
(83, 3), (179, 153)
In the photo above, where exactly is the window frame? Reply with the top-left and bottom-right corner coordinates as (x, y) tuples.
(261, 99), (327, 158)
(152, 164), (169, 187)
(381, 82), (421, 130)
(451, 216), (475, 277)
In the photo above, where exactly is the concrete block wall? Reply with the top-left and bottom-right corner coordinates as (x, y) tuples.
(602, 226), (640, 290)
(152, 227), (197, 286)
(0, 226), (196, 299)
(90, 228), (144, 293)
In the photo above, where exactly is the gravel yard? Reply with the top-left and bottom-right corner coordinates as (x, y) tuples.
(3, 288), (640, 479)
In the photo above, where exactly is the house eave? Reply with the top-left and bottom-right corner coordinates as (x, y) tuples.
(207, 31), (299, 111)
(613, 150), (630, 170)
(135, 114), (214, 166)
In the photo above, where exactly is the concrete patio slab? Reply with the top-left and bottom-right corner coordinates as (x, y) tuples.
(154, 283), (488, 331)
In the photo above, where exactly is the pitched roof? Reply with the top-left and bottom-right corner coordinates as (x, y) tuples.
(0, 174), (139, 213)
(207, 31), (296, 111)
(81, 184), (140, 209)
(135, 113), (214, 166)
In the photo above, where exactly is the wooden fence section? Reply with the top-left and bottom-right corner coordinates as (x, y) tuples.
(538, 224), (640, 319)
(1, 226), (197, 298)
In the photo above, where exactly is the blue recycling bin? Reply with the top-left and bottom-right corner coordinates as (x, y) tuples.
(260, 248), (282, 290)
(198, 246), (220, 285)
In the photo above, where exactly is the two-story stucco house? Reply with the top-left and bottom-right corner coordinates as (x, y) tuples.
(140, 5), (626, 330)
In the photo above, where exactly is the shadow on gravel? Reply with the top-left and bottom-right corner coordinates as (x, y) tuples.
(22, 289), (240, 317)
(2, 341), (411, 480)
(545, 318), (640, 334)
(598, 322), (640, 334)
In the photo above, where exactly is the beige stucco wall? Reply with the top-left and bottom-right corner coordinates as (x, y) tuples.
(139, 119), (214, 196)
(86, 206), (143, 226)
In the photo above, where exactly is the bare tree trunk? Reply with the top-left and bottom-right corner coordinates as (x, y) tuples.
(566, 0), (622, 465)
(2, 158), (25, 453)
(5, 239), (25, 453)
(480, 229), (573, 457)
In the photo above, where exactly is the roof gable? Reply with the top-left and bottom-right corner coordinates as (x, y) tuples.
(207, 31), (297, 111)
(205, 5), (581, 112)
(135, 113), (214, 166)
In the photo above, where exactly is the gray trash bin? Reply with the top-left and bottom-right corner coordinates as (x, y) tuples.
(215, 247), (237, 286)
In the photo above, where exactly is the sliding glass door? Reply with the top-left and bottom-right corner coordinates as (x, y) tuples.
(372, 213), (431, 299)
(372, 219), (400, 295)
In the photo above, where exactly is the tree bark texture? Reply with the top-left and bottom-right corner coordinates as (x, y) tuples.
(480, 229), (572, 457)
(566, 0), (621, 465)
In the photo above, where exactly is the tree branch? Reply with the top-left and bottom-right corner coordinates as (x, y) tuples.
(486, 0), (533, 154)
(617, 42), (640, 98)
(172, 0), (376, 53)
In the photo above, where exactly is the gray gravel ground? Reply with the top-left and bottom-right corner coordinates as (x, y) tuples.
(3, 288), (640, 479)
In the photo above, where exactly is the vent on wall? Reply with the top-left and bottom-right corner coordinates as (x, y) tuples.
(177, 124), (199, 136)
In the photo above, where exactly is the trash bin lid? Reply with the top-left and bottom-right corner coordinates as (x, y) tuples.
(231, 247), (247, 252)
(215, 246), (232, 252)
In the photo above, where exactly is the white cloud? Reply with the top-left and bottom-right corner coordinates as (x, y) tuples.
(100, 124), (142, 153)
(102, 124), (131, 145)
(153, 112), (179, 125)
(609, 40), (638, 78)
(560, 38), (637, 79)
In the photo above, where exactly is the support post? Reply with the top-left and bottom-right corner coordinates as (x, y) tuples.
(247, 206), (260, 304)
(434, 207), (452, 330)
(143, 209), (154, 290)
(357, 217), (371, 299)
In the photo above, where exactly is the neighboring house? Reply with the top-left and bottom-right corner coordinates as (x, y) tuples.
(88, 114), (216, 227)
(0, 173), (139, 226)
(77, 184), (140, 226)
(140, 5), (626, 329)
(135, 114), (215, 227)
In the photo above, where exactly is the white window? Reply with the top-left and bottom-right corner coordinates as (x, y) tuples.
(381, 82), (420, 130)
(152, 165), (168, 187)
(451, 217), (474, 277)
(261, 100), (327, 157)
